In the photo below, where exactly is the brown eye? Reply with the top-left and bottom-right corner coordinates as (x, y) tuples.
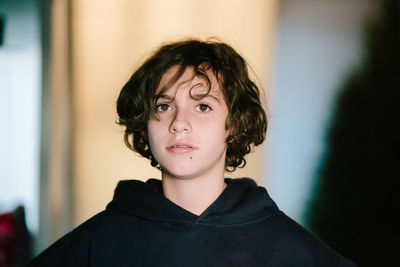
(156, 104), (171, 112)
(195, 104), (211, 112)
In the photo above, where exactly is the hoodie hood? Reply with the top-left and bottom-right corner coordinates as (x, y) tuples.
(106, 178), (279, 226)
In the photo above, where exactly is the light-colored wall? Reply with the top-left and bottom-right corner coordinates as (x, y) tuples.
(71, 0), (278, 226)
(0, 0), (41, 234)
(36, 0), (74, 254)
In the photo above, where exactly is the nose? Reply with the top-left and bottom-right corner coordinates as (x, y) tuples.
(169, 107), (192, 134)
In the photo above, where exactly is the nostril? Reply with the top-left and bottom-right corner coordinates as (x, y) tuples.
(169, 115), (191, 133)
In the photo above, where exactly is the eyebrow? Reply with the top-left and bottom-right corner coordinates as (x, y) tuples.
(154, 94), (174, 102)
(193, 93), (222, 104)
(156, 93), (222, 104)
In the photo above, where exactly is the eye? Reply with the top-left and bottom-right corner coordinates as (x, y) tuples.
(195, 103), (212, 112)
(156, 104), (171, 112)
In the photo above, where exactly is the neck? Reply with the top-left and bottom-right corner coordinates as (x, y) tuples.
(161, 173), (227, 216)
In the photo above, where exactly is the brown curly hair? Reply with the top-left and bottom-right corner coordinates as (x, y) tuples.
(116, 38), (267, 172)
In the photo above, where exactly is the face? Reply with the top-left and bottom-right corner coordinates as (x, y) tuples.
(147, 66), (230, 180)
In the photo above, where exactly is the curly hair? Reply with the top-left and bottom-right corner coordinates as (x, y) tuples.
(116, 38), (267, 172)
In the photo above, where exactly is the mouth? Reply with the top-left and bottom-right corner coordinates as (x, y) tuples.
(170, 145), (192, 148)
(167, 143), (196, 153)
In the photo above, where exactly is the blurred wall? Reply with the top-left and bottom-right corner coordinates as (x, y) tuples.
(71, 0), (278, 226)
(0, 0), (41, 234)
(265, 0), (376, 223)
(36, 0), (73, 254)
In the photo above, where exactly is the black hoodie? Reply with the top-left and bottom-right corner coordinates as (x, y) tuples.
(28, 178), (357, 266)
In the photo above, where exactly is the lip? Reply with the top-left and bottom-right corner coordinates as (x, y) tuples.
(166, 142), (197, 154)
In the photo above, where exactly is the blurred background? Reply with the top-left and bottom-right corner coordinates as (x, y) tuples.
(0, 0), (398, 266)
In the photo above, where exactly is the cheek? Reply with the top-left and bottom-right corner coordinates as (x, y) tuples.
(146, 122), (161, 149)
(147, 119), (165, 136)
(205, 123), (230, 143)
(146, 119), (171, 158)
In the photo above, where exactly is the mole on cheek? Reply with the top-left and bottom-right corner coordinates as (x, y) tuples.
(190, 157), (193, 159)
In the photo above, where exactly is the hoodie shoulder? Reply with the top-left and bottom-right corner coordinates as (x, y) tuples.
(259, 210), (357, 266)
(28, 209), (138, 267)
(27, 212), (105, 267)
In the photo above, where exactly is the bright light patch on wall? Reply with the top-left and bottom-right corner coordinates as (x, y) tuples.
(0, 1), (41, 234)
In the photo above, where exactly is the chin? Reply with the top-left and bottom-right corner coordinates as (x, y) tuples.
(160, 161), (202, 179)
(162, 166), (195, 179)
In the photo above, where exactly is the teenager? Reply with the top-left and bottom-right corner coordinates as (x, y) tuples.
(28, 39), (357, 266)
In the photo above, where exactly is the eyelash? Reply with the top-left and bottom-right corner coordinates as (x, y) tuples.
(155, 104), (171, 112)
(195, 103), (212, 112)
(155, 103), (212, 113)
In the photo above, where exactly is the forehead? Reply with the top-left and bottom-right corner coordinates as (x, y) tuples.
(156, 65), (225, 97)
